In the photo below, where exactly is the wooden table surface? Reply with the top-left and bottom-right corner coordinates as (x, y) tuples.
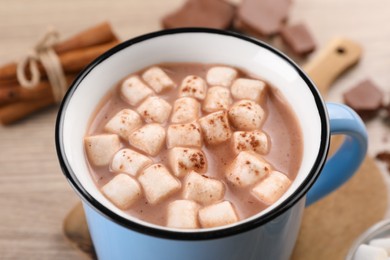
(0, 0), (389, 259)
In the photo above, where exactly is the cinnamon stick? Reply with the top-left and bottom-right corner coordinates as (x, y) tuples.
(0, 40), (119, 88)
(0, 85), (49, 106)
(0, 95), (54, 125)
(0, 74), (76, 105)
(0, 75), (76, 125)
(0, 78), (19, 87)
(59, 40), (119, 74)
(0, 22), (118, 82)
(0, 64), (25, 86)
(53, 21), (117, 53)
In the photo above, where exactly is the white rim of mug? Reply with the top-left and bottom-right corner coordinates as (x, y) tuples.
(55, 28), (330, 240)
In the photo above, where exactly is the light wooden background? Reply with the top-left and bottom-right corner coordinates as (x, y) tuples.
(0, 0), (389, 259)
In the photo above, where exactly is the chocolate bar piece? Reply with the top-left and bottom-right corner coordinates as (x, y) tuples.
(376, 151), (390, 172)
(385, 103), (390, 116)
(384, 103), (390, 123)
(161, 0), (235, 30)
(280, 23), (316, 55)
(343, 79), (384, 120)
(235, 0), (291, 36)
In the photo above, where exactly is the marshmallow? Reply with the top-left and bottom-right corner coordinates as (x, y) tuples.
(85, 134), (121, 166)
(120, 76), (153, 106)
(226, 151), (271, 187)
(369, 238), (390, 254)
(138, 164), (181, 204)
(252, 171), (291, 205)
(168, 148), (207, 177)
(228, 100), (265, 130)
(137, 96), (172, 124)
(104, 109), (142, 139)
(206, 66), (237, 87)
(101, 174), (141, 210)
(202, 86), (232, 113)
(179, 75), (207, 100)
(354, 244), (387, 260)
(129, 124), (166, 156)
(198, 110), (232, 145)
(232, 130), (269, 155)
(171, 97), (200, 124)
(166, 123), (202, 149)
(167, 200), (200, 229)
(198, 201), (239, 228)
(111, 148), (152, 176)
(231, 78), (267, 103)
(183, 171), (225, 205)
(142, 67), (175, 93)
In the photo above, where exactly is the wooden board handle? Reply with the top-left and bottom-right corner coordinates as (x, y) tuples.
(303, 38), (362, 96)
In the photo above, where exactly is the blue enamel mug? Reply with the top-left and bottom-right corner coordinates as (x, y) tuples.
(55, 28), (367, 260)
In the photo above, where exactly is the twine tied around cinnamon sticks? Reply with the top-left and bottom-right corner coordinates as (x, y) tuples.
(17, 28), (67, 103)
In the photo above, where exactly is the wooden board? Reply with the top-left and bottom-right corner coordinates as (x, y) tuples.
(292, 156), (388, 259)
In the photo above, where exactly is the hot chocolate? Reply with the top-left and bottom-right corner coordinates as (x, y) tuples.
(84, 63), (303, 229)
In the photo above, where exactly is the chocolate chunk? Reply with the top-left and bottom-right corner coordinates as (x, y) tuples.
(161, 0), (235, 30)
(280, 23), (316, 55)
(343, 79), (384, 120)
(384, 103), (390, 122)
(376, 151), (390, 172)
(376, 151), (390, 162)
(235, 0), (291, 37)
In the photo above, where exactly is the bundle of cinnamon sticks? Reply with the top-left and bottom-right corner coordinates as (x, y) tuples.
(0, 22), (120, 125)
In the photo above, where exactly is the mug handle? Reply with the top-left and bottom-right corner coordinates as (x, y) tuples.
(305, 102), (368, 206)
